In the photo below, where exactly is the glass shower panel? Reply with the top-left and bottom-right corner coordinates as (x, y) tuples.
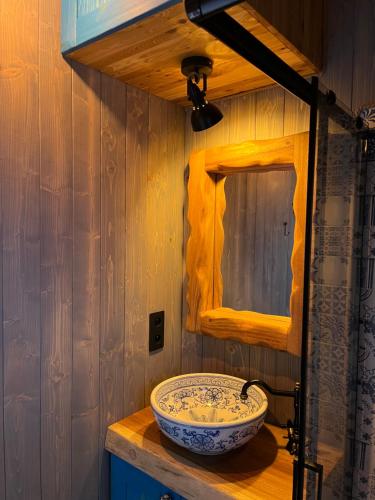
(306, 99), (363, 499)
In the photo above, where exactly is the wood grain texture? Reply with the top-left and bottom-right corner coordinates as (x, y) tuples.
(186, 132), (307, 355)
(0, 147), (3, 500)
(253, 87), (284, 423)
(0, 1), (42, 498)
(352, 0), (375, 111)
(145, 96), (185, 400)
(222, 94), (256, 380)
(278, 93), (309, 424)
(61, 0), (77, 52)
(245, 0), (323, 70)
(202, 99), (232, 374)
(40, 1), (73, 499)
(65, 1), (318, 104)
(185, 149), (218, 332)
(181, 119), (206, 374)
(124, 86), (149, 415)
(72, 63), (101, 500)
(99, 73), (127, 498)
(200, 308), (290, 349)
(1, 3), (186, 496)
(183, 88), (304, 424)
(105, 407), (294, 500)
(320, 0), (355, 109)
(77, 0), (111, 17)
(75, 0), (179, 49)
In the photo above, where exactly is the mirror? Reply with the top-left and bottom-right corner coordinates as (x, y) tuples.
(222, 170), (296, 316)
(186, 133), (309, 355)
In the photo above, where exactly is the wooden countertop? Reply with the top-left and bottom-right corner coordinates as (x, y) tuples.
(105, 407), (293, 500)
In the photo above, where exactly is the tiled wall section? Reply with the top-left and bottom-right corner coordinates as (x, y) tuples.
(353, 135), (375, 499)
(306, 123), (363, 499)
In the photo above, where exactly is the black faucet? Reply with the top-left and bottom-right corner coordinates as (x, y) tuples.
(240, 379), (301, 456)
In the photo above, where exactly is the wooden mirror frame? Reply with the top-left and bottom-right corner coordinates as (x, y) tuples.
(186, 132), (309, 355)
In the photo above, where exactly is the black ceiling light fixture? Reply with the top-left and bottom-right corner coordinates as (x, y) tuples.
(181, 56), (223, 132)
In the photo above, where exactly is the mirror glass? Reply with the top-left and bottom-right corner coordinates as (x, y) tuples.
(222, 169), (296, 316)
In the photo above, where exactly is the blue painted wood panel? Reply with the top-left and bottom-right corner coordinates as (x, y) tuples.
(62, 0), (180, 54)
(111, 454), (185, 500)
(77, 0), (110, 17)
(61, 0), (77, 52)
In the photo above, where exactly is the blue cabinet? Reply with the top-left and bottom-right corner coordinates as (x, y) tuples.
(111, 454), (185, 500)
(61, 0), (180, 53)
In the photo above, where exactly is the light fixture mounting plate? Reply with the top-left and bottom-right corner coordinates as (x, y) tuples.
(181, 56), (213, 79)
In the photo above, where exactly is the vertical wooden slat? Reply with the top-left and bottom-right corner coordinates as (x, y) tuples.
(252, 87), (285, 423)
(352, 0), (375, 111)
(40, 1), (73, 499)
(273, 92), (310, 424)
(201, 99), (231, 373)
(0, 89), (4, 500)
(166, 102), (185, 379)
(124, 86), (149, 415)
(0, 1), (41, 498)
(223, 93), (256, 380)
(181, 110), (205, 374)
(320, 0), (355, 109)
(145, 96), (184, 397)
(100, 73), (126, 499)
(71, 62), (101, 500)
(61, 0), (77, 52)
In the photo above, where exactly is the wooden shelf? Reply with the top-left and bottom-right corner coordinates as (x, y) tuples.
(105, 407), (294, 500)
(65, 1), (322, 105)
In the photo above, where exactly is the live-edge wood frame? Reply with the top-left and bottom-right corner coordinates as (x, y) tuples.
(186, 132), (309, 355)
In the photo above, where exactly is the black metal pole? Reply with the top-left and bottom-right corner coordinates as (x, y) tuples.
(184, 5), (313, 105)
(185, 0), (242, 19)
(296, 75), (319, 499)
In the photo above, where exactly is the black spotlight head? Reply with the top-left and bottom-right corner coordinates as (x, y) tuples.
(182, 56), (223, 132)
(191, 100), (223, 132)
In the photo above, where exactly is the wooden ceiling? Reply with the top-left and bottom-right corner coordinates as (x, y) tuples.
(67, 2), (319, 105)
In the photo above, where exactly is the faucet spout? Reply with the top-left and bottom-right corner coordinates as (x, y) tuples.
(240, 379), (301, 456)
(240, 379), (299, 400)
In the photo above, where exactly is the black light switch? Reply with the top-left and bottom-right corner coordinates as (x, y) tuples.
(149, 311), (164, 352)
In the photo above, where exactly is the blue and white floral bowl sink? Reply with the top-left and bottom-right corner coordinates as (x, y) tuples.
(150, 373), (268, 455)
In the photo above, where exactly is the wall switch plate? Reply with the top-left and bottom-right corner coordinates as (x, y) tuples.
(149, 311), (164, 352)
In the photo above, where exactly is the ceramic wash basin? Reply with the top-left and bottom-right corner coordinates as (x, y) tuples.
(150, 373), (268, 455)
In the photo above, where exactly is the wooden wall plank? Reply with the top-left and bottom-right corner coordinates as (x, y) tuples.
(223, 93), (256, 380)
(0, 1), (42, 498)
(61, 0), (77, 52)
(145, 96), (184, 397)
(0, 86), (4, 500)
(201, 99), (232, 374)
(245, 0), (323, 70)
(40, 2), (73, 499)
(352, 0), (375, 111)
(275, 92), (309, 424)
(145, 95), (168, 394)
(181, 110), (205, 374)
(71, 62), (101, 500)
(252, 87), (285, 423)
(124, 86), (149, 415)
(166, 101), (186, 379)
(3, 2), (187, 498)
(99, 73), (127, 498)
(320, 0), (354, 109)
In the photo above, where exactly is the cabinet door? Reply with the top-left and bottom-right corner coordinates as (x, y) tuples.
(61, 0), (180, 53)
(111, 454), (185, 500)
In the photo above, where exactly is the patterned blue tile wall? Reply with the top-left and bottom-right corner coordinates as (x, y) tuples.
(307, 108), (375, 499)
(353, 134), (375, 499)
(306, 115), (363, 499)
